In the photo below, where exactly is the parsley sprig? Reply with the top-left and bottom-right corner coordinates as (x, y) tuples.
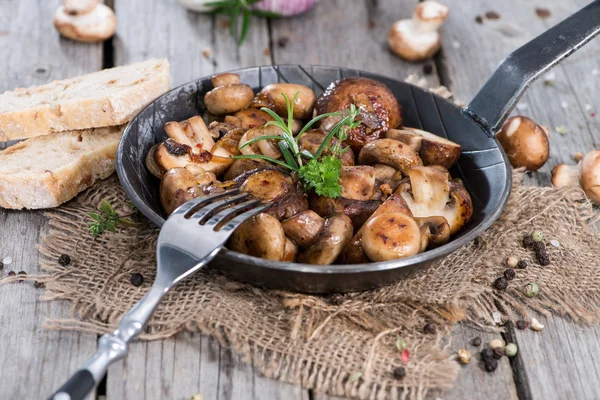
(88, 200), (137, 237)
(235, 93), (361, 197)
(206, 0), (280, 46)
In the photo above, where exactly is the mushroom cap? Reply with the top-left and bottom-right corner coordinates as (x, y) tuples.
(387, 19), (441, 62)
(159, 167), (216, 215)
(386, 127), (462, 169)
(259, 83), (316, 120)
(580, 150), (600, 204)
(339, 166), (376, 201)
(281, 210), (325, 248)
(240, 170), (293, 202)
(204, 83), (254, 116)
(298, 214), (354, 265)
(53, 4), (116, 43)
(211, 72), (241, 87)
(361, 212), (422, 261)
(239, 125), (283, 159)
(497, 116), (549, 171)
(228, 213), (287, 261)
(228, 108), (274, 130)
(63, 0), (101, 15)
(358, 138), (423, 174)
(415, 216), (450, 252)
(551, 164), (580, 188)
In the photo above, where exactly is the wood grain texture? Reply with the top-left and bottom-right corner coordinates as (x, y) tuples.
(0, 0), (101, 399)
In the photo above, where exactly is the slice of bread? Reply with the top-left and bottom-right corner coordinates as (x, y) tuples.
(0, 58), (170, 141)
(0, 126), (124, 209)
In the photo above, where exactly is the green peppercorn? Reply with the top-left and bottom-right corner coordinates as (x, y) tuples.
(484, 359), (498, 372)
(505, 343), (518, 357)
(524, 282), (540, 297)
(494, 277), (508, 290)
(471, 337), (482, 346)
(393, 366), (406, 379)
(531, 231), (544, 242)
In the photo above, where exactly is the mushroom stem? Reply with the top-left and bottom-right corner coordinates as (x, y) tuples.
(551, 164), (580, 188)
(580, 150), (600, 204)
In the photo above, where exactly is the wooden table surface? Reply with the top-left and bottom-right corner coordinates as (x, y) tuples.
(2, 0), (600, 399)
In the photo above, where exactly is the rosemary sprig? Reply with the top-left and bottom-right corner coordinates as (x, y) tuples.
(88, 200), (137, 237)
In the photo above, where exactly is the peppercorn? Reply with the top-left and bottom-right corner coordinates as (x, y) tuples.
(494, 277), (508, 290)
(7, 271), (15, 277)
(484, 358), (498, 372)
(492, 347), (504, 359)
(533, 242), (550, 266)
(504, 268), (516, 281)
(506, 256), (518, 268)
(517, 260), (528, 269)
(489, 338), (505, 349)
(18, 271), (26, 275)
(524, 282), (540, 297)
(480, 348), (494, 361)
(515, 320), (529, 330)
(505, 343), (518, 357)
(58, 254), (71, 266)
(329, 294), (344, 305)
(0, 261), (3, 270)
(34, 281), (45, 289)
(130, 272), (144, 287)
(531, 230), (543, 242)
(422, 64), (433, 75)
(393, 366), (406, 379)
(423, 323), (436, 334)
(475, 15), (483, 24)
(471, 337), (482, 346)
(457, 348), (471, 364)
(522, 234), (535, 248)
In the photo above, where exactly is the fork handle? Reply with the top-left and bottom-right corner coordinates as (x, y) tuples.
(48, 284), (168, 400)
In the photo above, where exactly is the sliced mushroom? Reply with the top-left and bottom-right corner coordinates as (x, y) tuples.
(372, 164), (398, 182)
(339, 166), (376, 201)
(211, 128), (244, 156)
(340, 192), (412, 264)
(281, 210), (325, 248)
(361, 212), (422, 261)
(225, 108), (274, 130)
(239, 125), (284, 159)
(315, 77), (402, 151)
(228, 213), (286, 261)
(283, 237), (299, 262)
(160, 166), (217, 215)
(358, 138), (423, 174)
(297, 130), (355, 166)
(240, 169), (294, 202)
(258, 83), (316, 119)
(308, 192), (380, 231)
(53, 3), (116, 42)
(208, 121), (239, 140)
(211, 72), (240, 87)
(224, 158), (269, 181)
(146, 143), (165, 179)
(165, 116), (215, 150)
(204, 83), (254, 116)
(398, 166), (473, 235)
(415, 216), (450, 252)
(386, 128), (462, 169)
(298, 214), (354, 265)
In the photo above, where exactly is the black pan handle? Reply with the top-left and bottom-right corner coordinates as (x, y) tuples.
(466, 0), (600, 135)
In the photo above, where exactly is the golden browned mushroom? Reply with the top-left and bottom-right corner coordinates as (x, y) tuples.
(281, 210), (325, 248)
(398, 166), (473, 235)
(415, 216), (451, 252)
(358, 138), (423, 174)
(240, 170), (294, 202)
(283, 238), (299, 262)
(386, 128), (462, 169)
(54, 2), (116, 42)
(297, 130), (355, 166)
(315, 77), (402, 151)
(387, 1), (449, 62)
(258, 83), (316, 119)
(228, 213), (287, 261)
(339, 166), (376, 201)
(238, 125), (283, 159)
(298, 214), (354, 265)
(497, 116), (549, 171)
(372, 164), (398, 182)
(224, 158), (269, 181)
(204, 83), (254, 115)
(361, 212), (422, 261)
(308, 192), (380, 230)
(225, 108), (274, 130)
(211, 72), (240, 87)
(160, 166), (217, 215)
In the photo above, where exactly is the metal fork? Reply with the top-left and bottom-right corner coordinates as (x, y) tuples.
(49, 189), (269, 400)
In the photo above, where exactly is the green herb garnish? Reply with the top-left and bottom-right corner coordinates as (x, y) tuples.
(206, 0), (280, 46)
(234, 93), (361, 198)
(88, 200), (137, 237)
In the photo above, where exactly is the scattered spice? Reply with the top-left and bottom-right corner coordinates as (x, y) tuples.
(549, 239), (560, 248)
(494, 277), (508, 290)
(555, 125), (567, 135)
(0, 261), (3, 270)
(395, 338), (408, 352)
(506, 256), (518, 268)
(367, 18), (376, 29)
(515, 320), (529, 330)
(535, 7), (551, 19)
(471, 337), (482, 346)
(517, 260), (528, 269)
(277, 36), (289, 48)
(393, 366), (406, 379)
(202, 48), (212, 59)
(480, 348), (494, 361)
(18, 270), (26, 275)
(34, 281), (45, 289)
(531, 230), (543, 242)
(7, 271), (15, 277)
(457, 348), (471, 364)
(401, 349), (410, 364)
(484, 359), (498, 372)
(505, 343), (518, 357)
(504, 268), (516, 281)
(348, 371), (362, 383)
(533, 241), (550, 266)
(329, 294), (344, 305)
(531, 318), (545, 331)
(423, 323), (436, 334)
(485, 11), (500, 20)
(524, 282), (540, 298)
(130, 272), (144, 287)
(422, 64), (433, 75)
(489, 338), (505, 349)
(474, 15), (483, 24)
(522, 234), (535, 248)
(575, 151), (585, 161)
(492, 347), (504, 359)
(3, 256), (13, 265)
(263, 48), (271, 57)
(58, 254), (71, 266)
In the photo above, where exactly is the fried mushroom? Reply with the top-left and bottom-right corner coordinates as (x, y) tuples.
(386, 128), (462, 169)
(358, 138), (423, 174)
(281, 210), (325, 248)
(258, 83), (316, 120)
(339, 166), (376, 201)
(361, 212), (422, 261)
(298, 214), (354, 265)
(160, 166), (217, 215)
(228, 213), (287, 261)
(204, 83), (254, 116)
(297, 130), (355, 166)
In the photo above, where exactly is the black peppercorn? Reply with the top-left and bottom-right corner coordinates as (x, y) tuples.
(480, 348), (494, 361)
(277, 37), (289, 48)
(484, 358), (498, 372)
(0, 261), (3, 270)
(517, 260), (528, 269)
(515, 320), (529, 330)
(58, 254), (71, 266)
(18, 271), (26, 275)
(423, 323), (437, 334)
(471, 337), (482, 346)
(7, 271), (15, 277)
(329, 294), (344, 305)
(130, 272), (144, 287)
(34, 281), (45, 289)
(422, 64), (433, 75)
(522, 235), (535, 248)
(494, 277), (508, 290)
(393, 366), (406, 379)
(475, 15), (483, 24)
(504, 268), (516, 281)
(492, 347), (504, 359)
(533, 242), (550, 266)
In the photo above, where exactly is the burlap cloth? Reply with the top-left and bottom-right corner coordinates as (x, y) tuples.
(5, 173), (600, 399)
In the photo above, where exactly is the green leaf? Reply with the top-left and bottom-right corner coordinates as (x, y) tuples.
(298, 156), (342, 198)
(99, 200), (115, 215)
(277, 141), (299, 170)
(313, 114), (353, 159)
(260, 107), (286, 126)
(348, 372), (362, 383)
(395, 338), (407, 352)
(300, 149), (314, 159)
(229, 4), (240, 37)
(250, 10), (280, 18)
(238, 8), (251, 46)
(296, 111), (342, 141)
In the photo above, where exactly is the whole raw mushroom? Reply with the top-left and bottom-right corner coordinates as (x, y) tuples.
(496, 116), (549, 171)
(54, 1), (116, 42)
(553, 149), (600, 204)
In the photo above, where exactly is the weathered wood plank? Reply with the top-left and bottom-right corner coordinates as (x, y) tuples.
(0, 0), (101, 398)
(440, 1), (600, 399)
